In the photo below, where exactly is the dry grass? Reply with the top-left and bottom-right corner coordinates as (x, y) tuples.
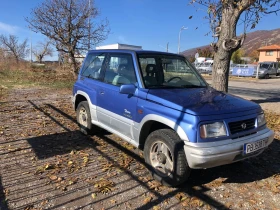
(0, 61), (75, 90)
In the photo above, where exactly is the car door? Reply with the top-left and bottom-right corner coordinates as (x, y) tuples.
(272, 62), (277, 76)
(96, 53), (138, 139)
(267, 63), (275, 76)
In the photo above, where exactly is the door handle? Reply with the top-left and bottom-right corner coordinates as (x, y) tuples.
(100, 91), (105, 95)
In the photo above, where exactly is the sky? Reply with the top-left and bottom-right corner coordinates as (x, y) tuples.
(0, 0), (280, 60)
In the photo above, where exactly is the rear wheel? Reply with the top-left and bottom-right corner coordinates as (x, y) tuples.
(76, 101), (94, 135)
(144, 129), (190, 187)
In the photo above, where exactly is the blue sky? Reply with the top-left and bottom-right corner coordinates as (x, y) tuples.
(0, 0), (279, 60)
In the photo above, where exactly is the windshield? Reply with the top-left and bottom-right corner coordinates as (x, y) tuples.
(137, 53), (207, 88)
(260, 63), (270, 69)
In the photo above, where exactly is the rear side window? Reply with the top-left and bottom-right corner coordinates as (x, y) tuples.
(81, 53), (105, 80)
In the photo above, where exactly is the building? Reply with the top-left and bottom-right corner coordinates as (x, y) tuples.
(257, 44), (280, 62)
(96, 43), (142, 50)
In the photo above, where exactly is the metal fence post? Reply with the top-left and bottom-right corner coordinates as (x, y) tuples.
(256, 63), (259, 79)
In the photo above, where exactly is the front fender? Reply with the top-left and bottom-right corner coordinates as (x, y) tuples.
(139, 114), (189, 141)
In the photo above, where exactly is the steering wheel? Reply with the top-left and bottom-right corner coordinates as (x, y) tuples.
(167, 77), (182, 83)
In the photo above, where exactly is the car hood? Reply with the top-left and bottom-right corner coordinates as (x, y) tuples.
(146, 87), (259, 116)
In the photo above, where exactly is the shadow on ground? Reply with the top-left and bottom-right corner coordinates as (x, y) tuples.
(0, 176), (8, 210)
(229, 87), (280, 103)
(1, 97), (279, 209)
(252, 98), (280, 103)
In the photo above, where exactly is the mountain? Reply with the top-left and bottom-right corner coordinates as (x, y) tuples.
(181, 28), (280, 58)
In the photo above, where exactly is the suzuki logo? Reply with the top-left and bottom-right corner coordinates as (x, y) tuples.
(241, 123), (247, 129)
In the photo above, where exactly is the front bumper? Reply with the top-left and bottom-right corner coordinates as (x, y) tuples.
(184, 128), (274, 169)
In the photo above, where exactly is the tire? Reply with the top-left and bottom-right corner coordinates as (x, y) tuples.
(265, 74), (269, 79)
(144, 129), (191, 187)
(76, 101), (94, 135)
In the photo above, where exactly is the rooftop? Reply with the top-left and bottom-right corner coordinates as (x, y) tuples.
(257, 44), (280, 51)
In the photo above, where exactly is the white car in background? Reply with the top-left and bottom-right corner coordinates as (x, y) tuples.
(196, 62), (213, 74)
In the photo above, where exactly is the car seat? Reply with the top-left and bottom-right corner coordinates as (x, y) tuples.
(112, 64), (131, 86)
(144, 64), (158, 86)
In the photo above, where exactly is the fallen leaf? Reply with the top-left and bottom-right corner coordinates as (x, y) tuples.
(143, 196), (153, 204)
(91, 193), (97, 199)
(49, 175), (57, 181)
(45, 163), (55, 170)
(110, 199), (117, 204)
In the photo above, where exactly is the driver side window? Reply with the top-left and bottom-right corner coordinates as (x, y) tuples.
(105, 54), (137, 86)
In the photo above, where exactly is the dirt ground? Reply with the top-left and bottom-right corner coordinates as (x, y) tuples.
(0, 87), (280, 210)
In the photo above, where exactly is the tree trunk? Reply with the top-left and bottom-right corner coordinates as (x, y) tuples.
(69, 52), (78, 79)
(39, 55), (43, 63)
(212, 51), (231, 92)
(212, 8), (240, 92)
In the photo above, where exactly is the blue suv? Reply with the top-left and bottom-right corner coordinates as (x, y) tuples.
(72, 50), (274, 186)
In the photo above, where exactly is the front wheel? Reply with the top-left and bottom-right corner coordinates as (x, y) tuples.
(76, 101), (94, 135)
(265, 74), (269, 79)
(144, 129), (190, 187)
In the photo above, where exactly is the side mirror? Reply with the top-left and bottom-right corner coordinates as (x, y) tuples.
(119, 84), (136, 95)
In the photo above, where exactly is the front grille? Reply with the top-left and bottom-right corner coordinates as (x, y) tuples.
(228, 118), (256, 134)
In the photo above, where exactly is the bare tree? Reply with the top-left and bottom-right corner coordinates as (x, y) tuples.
(0, 34), (29, 63)
(197, 47), (213, 58)
(33, 40), (53, 63)
(190, 0), (280, 92)
(26, 0), (109, 77)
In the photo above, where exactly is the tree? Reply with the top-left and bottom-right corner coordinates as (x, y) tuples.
(33, 40), (53, 63)
(0, 34), (29, 63)
(197, 47), (213, 58)
(190, 0), (280, 92)
(231, 48), (244, 64)
(248, 49), (259, 62)
(187, 55), (195, 63)
(26, 0), (109, 77)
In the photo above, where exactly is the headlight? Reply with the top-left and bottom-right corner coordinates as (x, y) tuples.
(200, 122), (227, 138)
(259, 70), (264, 74)
(257, 113), (266, 127)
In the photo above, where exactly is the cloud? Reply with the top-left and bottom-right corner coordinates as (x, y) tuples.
(0, 22), (19, 34)
(117, 35), (129, 44)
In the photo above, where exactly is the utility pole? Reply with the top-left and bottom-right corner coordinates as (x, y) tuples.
(88, 0), (91, 50)
(178, 26), (188, 54)
(30, 32), (32, 63)
(166, 42), (169, 52)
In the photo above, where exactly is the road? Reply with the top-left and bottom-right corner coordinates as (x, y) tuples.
(228, 86), (279, 101)
(206, 77), (280, 102)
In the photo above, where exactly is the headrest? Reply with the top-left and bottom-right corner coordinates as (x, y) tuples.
(117, 64), (128, 74)
(145, 64), (157, 73)
(118, 64), (128, 71)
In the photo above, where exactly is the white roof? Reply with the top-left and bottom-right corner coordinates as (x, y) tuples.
(96, 43), (142, 50)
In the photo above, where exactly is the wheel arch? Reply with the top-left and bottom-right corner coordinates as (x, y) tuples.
(75, 94), (88, 110)
(138, 115), (189, 150)
(74, 90), (94, 110)
(139, 120), (169, 150)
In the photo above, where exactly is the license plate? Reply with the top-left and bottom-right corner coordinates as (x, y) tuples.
(244, 139), (267, 154)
